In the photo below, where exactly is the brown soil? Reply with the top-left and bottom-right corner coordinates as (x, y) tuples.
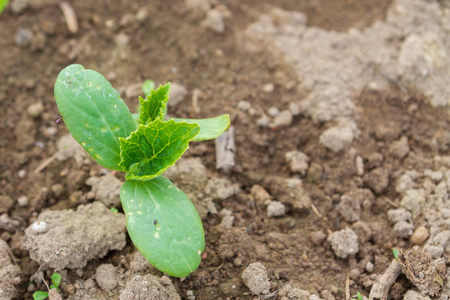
(1, 0), (448, 299)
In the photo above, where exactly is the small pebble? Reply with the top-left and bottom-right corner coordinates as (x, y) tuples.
(273, 110), (293, 127)
(202, 9), (224, 33)
(267, 201), (286, 217)
(18, 169), (26, 178)
(15, 28), (33, 46)
(257, 116), (270, 128)
(186, 289), (196, 300)
(410, 226), (429, 245)
(168, 83), (188, 107)
(115, 33), (129, 48)
(84, 278), (96, 289)
(310, 230), (326, 246)
(349, 268), (360, 279)
(17, 196), (28, 207)
(393, 221), (414, 239)
(263, 83), (274, 93)
(268, 107), (279, 117)
(285, 151), (309, 175)
(136, 9), (148, 21)
(424, 169), (444, 182)
(43, 127), (57, 137)
(365, 261), (374, 273)
(76, 269), (84, 277)
(288, 102), (301, 116)
(160, 276), (172, 286)
(27, 102), (43, 118)
(11, 0), (28, 14)
(237, 100), (251, 112)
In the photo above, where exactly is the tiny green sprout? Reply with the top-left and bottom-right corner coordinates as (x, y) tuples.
(142, 79), (155, 96)
(32, 272), (61, 300)
(110, 207), (118, 214)
(0, 0), (10, 14)
(392, 248), (399, 259)
(351, 291), (363, 300)
(54, 64), (230, 277)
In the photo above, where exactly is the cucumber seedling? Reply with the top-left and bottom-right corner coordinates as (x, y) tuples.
(33, 272), (61, 300)
(54, 64), (230, 277)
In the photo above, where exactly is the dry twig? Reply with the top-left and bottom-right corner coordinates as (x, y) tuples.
(59, 2), (78, 34)
(369, 259), (402, 300)
(34, 152), (59, 174)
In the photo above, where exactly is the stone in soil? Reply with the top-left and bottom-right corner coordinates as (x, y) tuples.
(85, 173), (122, 208)
(368, 167), (389, 194)
(95, 264), (117, 291)
(319, 122), (356, 152)
(393, 221), (415, 239)
(168, 83), (188, 107)
(23, 202), (126, 270)
(389, 136), (410, 159)
(410, 226), (429, 245)
(201, 9), (225, 33)
(327, 228), (359, 259)
(120, 274), (180, 300)
(285, 151), (309, 175)
(204, 177), (238, 200)
(278, 282), (312, 299)
(15, 28), (33, 47)
(272, 110), (293, 128)
(264, 176), (311, 212)
(400, 189), (426, 217)
(267, 201), (286, 217)
(388, 208), (412, 223)
(129, 250), (153, 273)
(337, 194), (361, 223)
(242, 262), (270, 295)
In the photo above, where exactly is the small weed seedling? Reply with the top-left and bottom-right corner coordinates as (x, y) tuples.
(392, 248), (399, 259)
(33, 272), (61, 300)
(54, 64), (230, 277)
(0, 0), (9, 14)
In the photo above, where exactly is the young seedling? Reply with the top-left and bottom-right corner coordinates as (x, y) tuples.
(392, 248), (399, 259)
(0, 0), (9, 14)
(351, 291), (363, 300)
(54, 64), (230, 277)
(33, 272), (61, 300)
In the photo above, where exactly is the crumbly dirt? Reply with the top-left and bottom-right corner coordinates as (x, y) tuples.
(1, 0), (449, 299)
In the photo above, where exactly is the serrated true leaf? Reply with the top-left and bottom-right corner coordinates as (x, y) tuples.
(54, 64), (136, 171)
(121, 177), (205, 277)
(173, 114), (230, 141)
(139, 83), (170, 125)
(119, 119), (199, 180)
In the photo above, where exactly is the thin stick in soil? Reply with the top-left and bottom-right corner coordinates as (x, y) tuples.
(34, 152), (59, 174)
(59, 1), (78, 34)
(369, 259), (402, 300)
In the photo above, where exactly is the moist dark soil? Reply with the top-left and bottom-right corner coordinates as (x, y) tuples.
(1, 0), (448, 299)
